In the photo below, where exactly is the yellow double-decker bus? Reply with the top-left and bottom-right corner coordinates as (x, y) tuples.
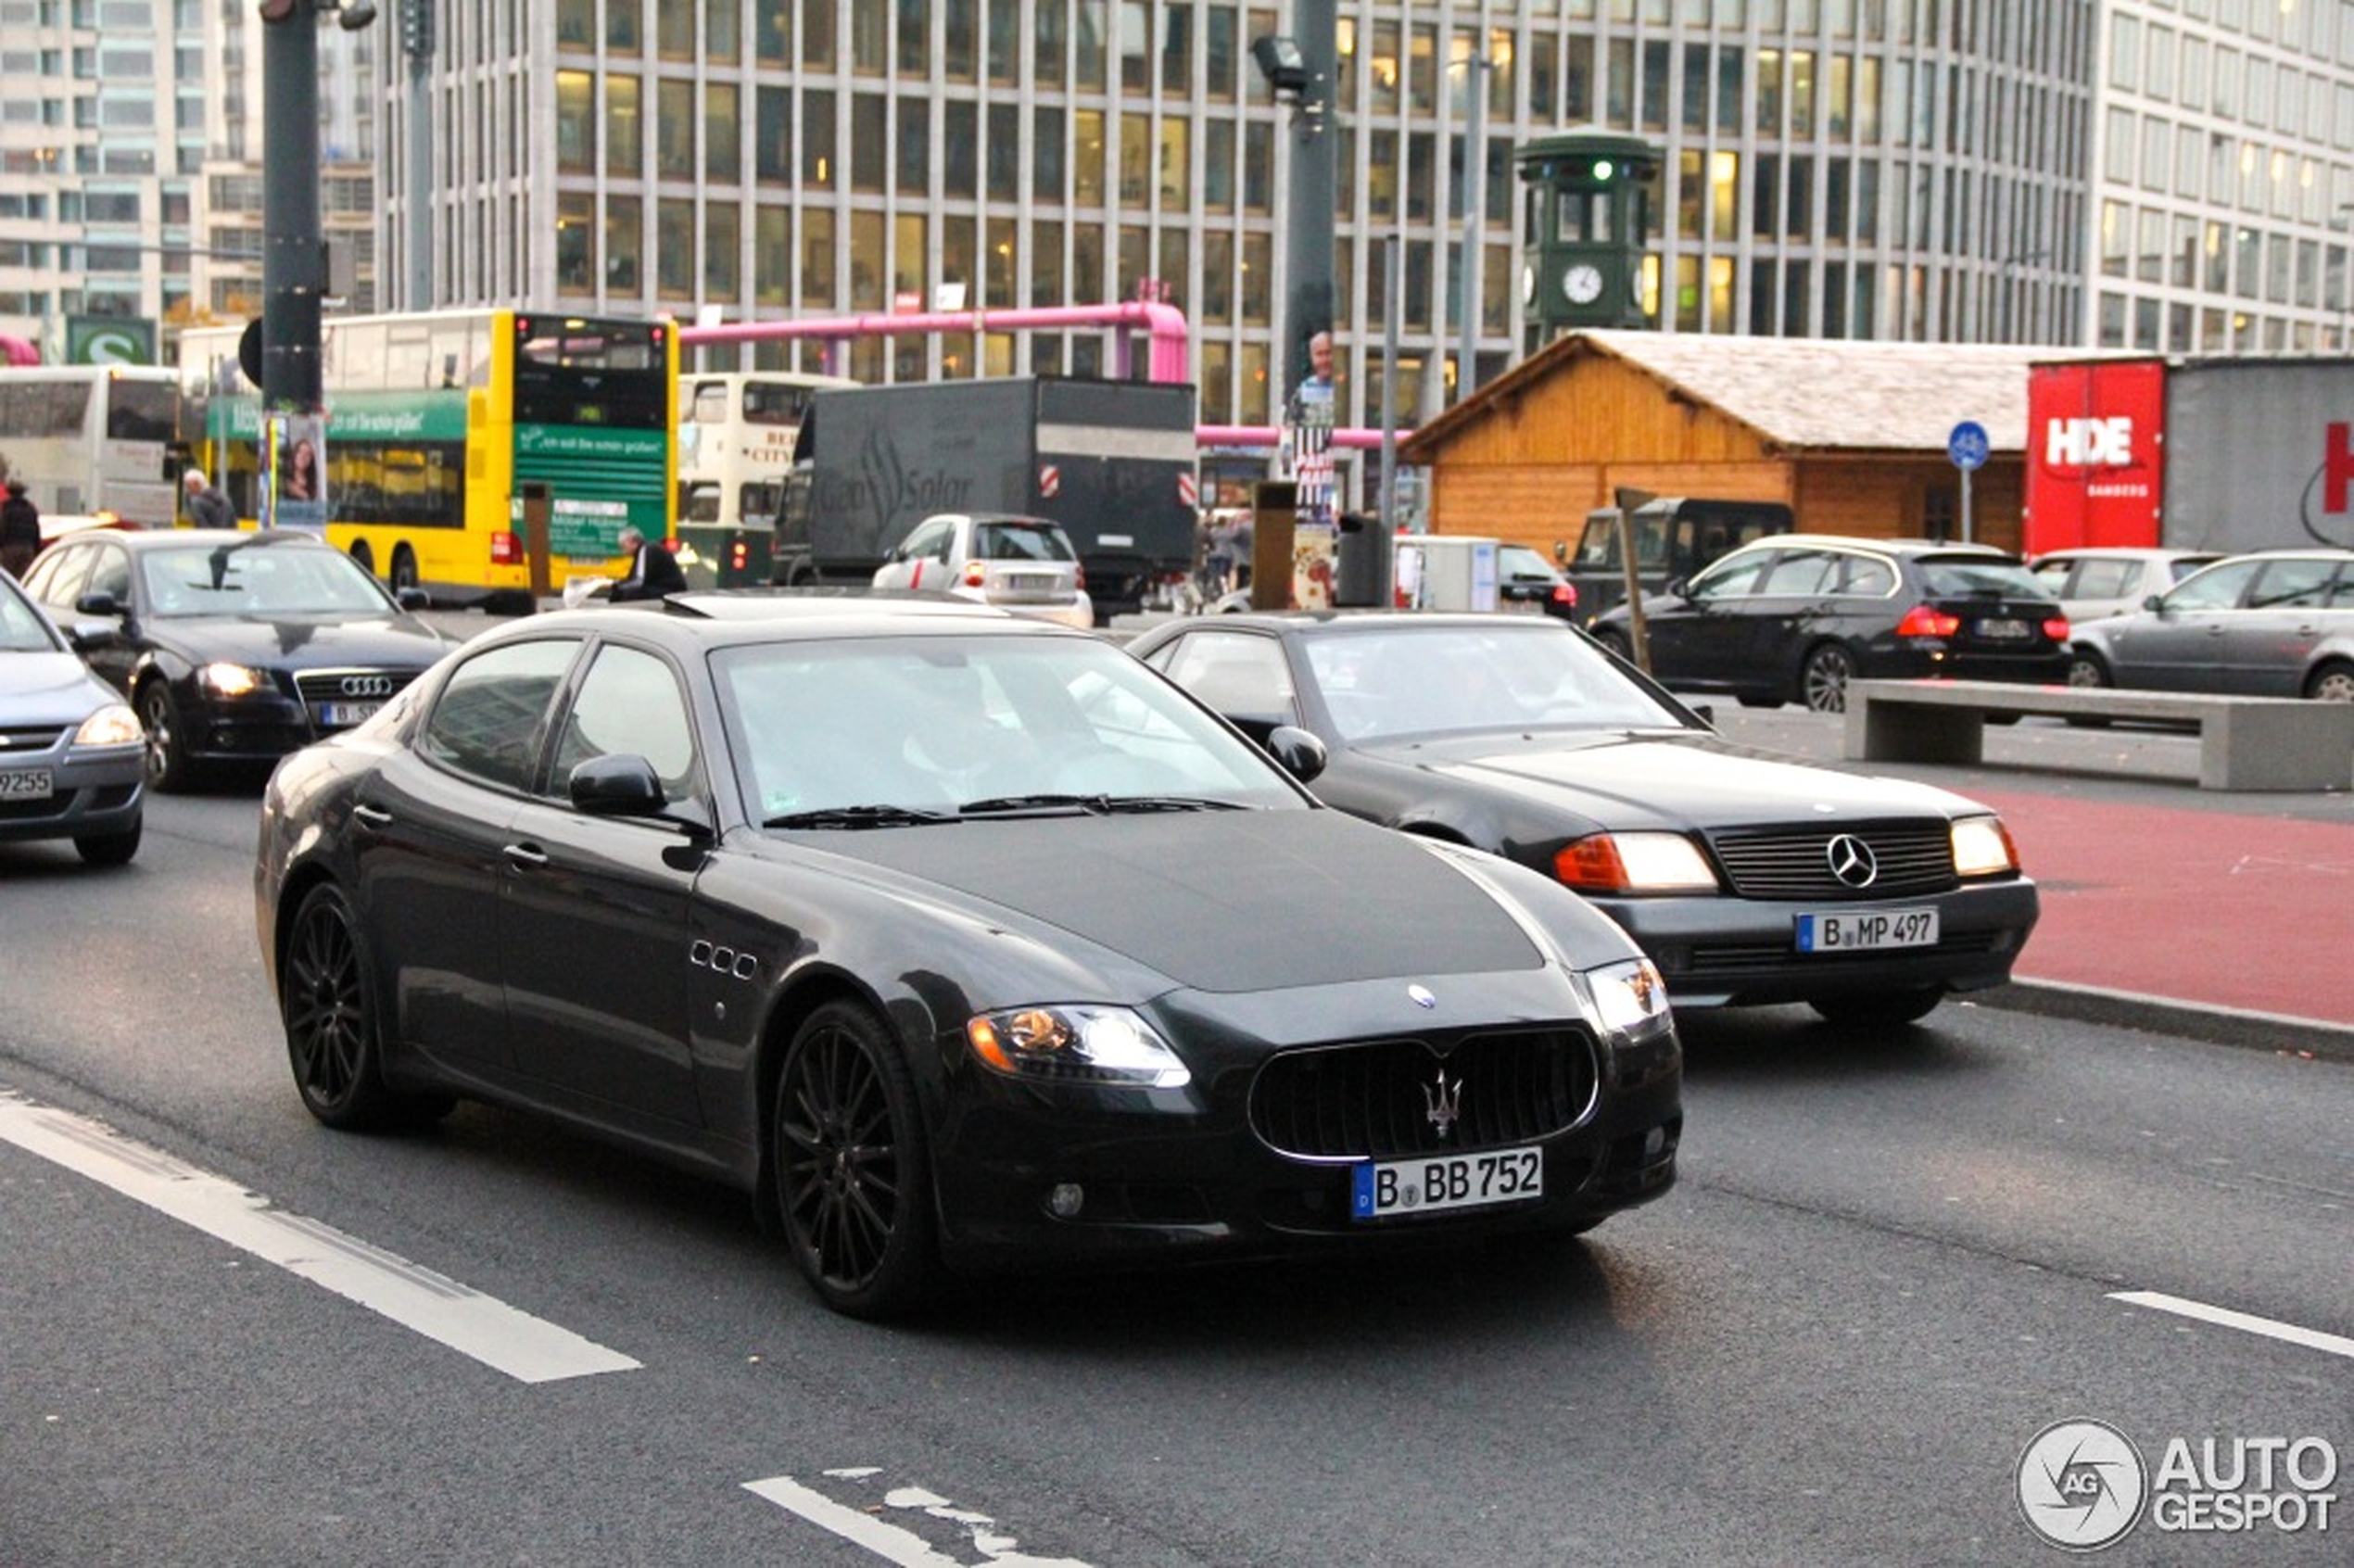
(177, 310), (677, 610)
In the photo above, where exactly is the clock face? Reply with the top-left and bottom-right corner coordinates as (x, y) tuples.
(1563, 264), (1605, 306)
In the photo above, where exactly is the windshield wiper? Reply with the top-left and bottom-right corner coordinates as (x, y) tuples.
(958, 792), (1112, 816)
(765, 803), (956, 829)
(1095, 795), (1245, 813)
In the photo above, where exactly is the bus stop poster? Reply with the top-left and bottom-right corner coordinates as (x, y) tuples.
(260, 412), (328, 535)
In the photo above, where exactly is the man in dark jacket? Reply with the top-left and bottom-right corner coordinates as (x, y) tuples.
(0, 478), (38, 579)
(183, 468), (236, 529)
(610, 525), (688, 601)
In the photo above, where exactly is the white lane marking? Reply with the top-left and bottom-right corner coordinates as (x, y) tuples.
(0, 1092), (640, 1384)
(2111, 1290), (2354, 1361)
(743, 1473), (1096, 1567)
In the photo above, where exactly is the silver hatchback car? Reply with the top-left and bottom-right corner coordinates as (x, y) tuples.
(870, 512), (1094, 629)
(0, 565), (145, 865)
(2067, 549), (2354, 701)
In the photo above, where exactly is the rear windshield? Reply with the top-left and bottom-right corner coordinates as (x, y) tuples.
(976, 521), (1076, 562)
(1917, 557), (2052, 600)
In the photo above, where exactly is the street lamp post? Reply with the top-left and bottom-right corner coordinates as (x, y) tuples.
(1454, 51), (1492, 404)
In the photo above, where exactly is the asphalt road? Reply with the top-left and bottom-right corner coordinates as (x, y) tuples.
(1, 786), (2347, 1565)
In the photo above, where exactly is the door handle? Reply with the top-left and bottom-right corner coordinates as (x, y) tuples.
(503, 842), (549, 869)
(351, 803), (392, 829)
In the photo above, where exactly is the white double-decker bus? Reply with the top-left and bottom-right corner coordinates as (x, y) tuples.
(0, 365), (179, 527)
(675, 369), (855, 586)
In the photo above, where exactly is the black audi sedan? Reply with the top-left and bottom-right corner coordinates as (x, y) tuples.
(253, 595), (1681, 1318)
(1588, 535), (2071, 713)
(19, 529), (451, 790)
(1128, 612), (2039, 1027)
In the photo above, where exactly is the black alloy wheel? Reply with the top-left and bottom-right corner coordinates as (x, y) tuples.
(1808, 986), (1944, 1028)
(281, 883), (449, 1131)
(1800, 643), (1856, 714)
(773, 1001), (937, 1319)
(137, 681), (191, 792)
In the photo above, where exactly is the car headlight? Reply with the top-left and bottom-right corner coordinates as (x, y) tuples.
(1553, 831), (1721, 893)
(197, 662), (272, 698)
(1950, 814), (2019, 878)
(71, 702), (143, 748)
(1587, 956), (1674, 1039)
(966, 1004), (1192, 1090)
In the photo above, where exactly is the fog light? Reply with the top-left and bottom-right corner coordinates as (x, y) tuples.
(1047, 1182), (1085, 1220)
(1643, 1126), (1666, 1157)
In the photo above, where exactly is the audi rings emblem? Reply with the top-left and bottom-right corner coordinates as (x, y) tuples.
(1824, 833), (1879, 889)
(339, 675), (395, 698)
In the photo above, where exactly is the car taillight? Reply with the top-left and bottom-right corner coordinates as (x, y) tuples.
(962, 560), (987, 588)
(729, 539), (749, 572)
(1075, 565), (1086, 589)
(1552, 583), (1577, 608)
(490, 531), (523, 565)
(2043, 615), (2070, 641)
(1895, 604), (1960, 639)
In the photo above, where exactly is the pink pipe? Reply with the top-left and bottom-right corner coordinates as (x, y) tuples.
(1196, 424), (1409, 450)
(680, 301), (1191, 385)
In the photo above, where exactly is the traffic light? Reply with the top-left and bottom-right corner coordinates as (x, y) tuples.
(400, 0), (434, 57)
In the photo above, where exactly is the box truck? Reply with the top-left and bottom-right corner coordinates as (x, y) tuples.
(773, 376), (1200, 621)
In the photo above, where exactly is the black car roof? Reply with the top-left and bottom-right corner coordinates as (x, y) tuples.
(74, 528), (334, 553)
(1142, 609), (1565, 637)
(493, 590), (1092, 651)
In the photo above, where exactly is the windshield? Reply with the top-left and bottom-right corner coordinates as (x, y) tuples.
(0, 576), (64, 652)
(714, 633), (1306, 824)
(139, 543), (398, 618)
(1304, 625), (1689, 740)
(975, 520), (1077, 563)
(1916, 557), (2051, 600)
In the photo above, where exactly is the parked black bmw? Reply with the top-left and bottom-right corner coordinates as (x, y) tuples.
(1588, 534), (2071, 713)
(19, 528), (451, 790)
(253, 595), (1682, 1318)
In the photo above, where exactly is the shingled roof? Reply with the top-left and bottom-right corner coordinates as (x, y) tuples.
(1411, 329), (2054, 457)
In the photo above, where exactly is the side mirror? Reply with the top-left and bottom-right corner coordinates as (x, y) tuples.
(74, 589), (123, 618)
(395, 587), (430, 611)
(2142, 593), (2165, 613)
(64, 619), (122, 652)
(569, 752), (666, 816)
(1263, 724), (1327, 785)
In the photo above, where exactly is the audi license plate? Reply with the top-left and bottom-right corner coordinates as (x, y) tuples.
(316, 702), (383, 728)
(1795, 908), (1939, 952)
(1350, 1147), (1542, 1220)
(1975, 617), (2031, 640)
(0, 767), (54, 800)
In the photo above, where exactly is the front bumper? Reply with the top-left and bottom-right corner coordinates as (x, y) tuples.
(922, 971), (1683, 1273)
(1588, 877), (2040, 1007)
(0, 743), (144, 846)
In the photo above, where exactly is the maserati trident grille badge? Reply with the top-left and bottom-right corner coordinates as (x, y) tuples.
(1424, 1069), (1462, 1138)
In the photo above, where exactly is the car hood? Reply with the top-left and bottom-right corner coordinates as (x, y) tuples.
(0, 651), (122, 724)
(795, 807), (1602, 993)
(144, 613), (450, 669)
(1360, 729), (1979, 831)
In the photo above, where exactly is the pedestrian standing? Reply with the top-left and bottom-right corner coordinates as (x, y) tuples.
(183, 468), (236, 529)
(0, 478), (39, 579)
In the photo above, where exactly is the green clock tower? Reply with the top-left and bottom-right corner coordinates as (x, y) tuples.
(1515, 129), (1661, 350)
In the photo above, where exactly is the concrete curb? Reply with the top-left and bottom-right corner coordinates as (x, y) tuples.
(1978, 978), (2354, 1065)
